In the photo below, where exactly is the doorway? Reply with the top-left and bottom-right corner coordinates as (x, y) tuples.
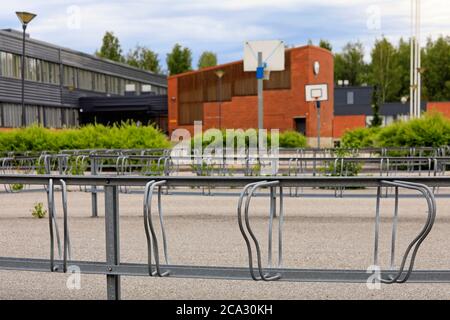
(294, 117), (306, 135)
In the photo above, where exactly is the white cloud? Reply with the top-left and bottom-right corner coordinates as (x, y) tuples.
(1, 0), (449, 67)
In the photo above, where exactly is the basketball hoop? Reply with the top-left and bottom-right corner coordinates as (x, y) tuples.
(305, 84), (329, 102)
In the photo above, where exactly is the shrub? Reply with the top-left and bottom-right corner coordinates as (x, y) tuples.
(31, 202), (47, 219)
(0, 122), (171, 152)
(11, 183), (24, 192)
(190, 129), (308, 151)
(341, 112), (450, 149)
(278, 131), (308, 148)
(341, 127), (380, 149)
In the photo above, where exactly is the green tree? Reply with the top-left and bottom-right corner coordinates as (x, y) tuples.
(319, 39), (333, 52)
(197, 51), (218, 69)
(334, 41), (368, 85)
(369, 37), (402, 104)
(422, 36), (450, 101)
(166, 44), (193, 75)
(95, 31), (124, 63)
(371, 85), (383, 127)
(126, 45), (161, 73)
(396, 38), (412, 101)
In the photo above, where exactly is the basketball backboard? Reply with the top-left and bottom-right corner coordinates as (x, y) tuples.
(244, 40), (285, 72)
(305, 84), (329, 102)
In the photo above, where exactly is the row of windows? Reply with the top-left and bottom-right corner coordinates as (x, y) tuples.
(0, 103), (79, 128)
(0, 52), (60, 84)
(0, 51), (168, 95)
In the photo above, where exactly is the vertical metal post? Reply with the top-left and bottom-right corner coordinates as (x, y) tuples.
(410, 0), (415, 119)
(257, 52), (264, 130)
(316, 100), (321, 149)
(91, 157), (98, 218)
(21, 24), (27, 127)
(374, 186), (381, 266)
(218, 76), (222, 129)
(416, 0), (422, 118)
(105, 185), (120, 300)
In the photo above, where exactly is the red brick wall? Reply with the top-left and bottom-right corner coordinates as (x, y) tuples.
(333, 115), (366, 138)
(168, 45), (334, 139)
(427, 102), (450, 118)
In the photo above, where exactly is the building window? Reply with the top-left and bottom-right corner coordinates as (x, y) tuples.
(78, 69), (93, 91)
(0, 51), (21, 78)
(63, 66), (78, 88)
(25, 57), (38, 81)
(93, 73), (106, 93)
(347, 91), (354, 105)
(39, 60), (60, 85)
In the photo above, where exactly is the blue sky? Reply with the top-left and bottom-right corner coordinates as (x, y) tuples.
(1, 0), (449, 72)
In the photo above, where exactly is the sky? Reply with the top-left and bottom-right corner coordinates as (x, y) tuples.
(1, 0), (449, 72)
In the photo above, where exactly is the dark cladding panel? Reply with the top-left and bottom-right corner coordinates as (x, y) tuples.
(61, 50), (167, 86)
(0, 30), (60, 62)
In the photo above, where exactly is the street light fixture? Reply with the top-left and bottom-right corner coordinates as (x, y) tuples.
(215, 70), (225, 129)
(16, 11), (37, 127)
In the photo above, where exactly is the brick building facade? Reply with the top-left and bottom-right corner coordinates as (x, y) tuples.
(167, 45), (334, 147)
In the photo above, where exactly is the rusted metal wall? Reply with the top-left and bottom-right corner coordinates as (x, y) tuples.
(177, 53), (291, 125)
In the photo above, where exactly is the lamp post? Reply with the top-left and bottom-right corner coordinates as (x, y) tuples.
(215, 70), (225, 129)
(16, 11), (37, 127)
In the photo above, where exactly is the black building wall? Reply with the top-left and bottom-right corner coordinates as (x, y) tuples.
(0, 28), (167, 128)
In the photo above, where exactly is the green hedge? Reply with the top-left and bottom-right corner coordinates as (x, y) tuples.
(0, 122), (171, 152)
(191, 129), (308, 150)
(341, 112), (450, 148)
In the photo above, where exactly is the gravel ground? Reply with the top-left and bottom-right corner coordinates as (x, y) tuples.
(1, 186), (450, 300)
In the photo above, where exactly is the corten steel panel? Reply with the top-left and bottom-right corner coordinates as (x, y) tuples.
(427, 102), (450, 118)
(177, 53), (291, 105)
(175, 52), (291, 126)
(169, 46), (333, 138)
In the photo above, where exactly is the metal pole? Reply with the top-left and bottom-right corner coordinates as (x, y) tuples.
(316, 100), (321, 149)
(105, 185), (121, 300)
(219, 76), (222, 129)
(91, 157), (98, 218)
(410, 0), (415, 120)
(257, 52), (264, 130)
(21, 24), (27, 127)
(416, 0), (422, 118)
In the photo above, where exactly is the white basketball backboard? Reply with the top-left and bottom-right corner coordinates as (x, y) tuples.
(305, 84), (329, 102)
(244, 40), (285, 72)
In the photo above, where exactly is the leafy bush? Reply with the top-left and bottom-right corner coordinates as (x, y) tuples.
(278, 131), (308, 148)
(11, 183), (24, 192)
(0, 122), (171, 152)
(341, 127), (380, 149)
(190, 129), (308, 150)
(341, 112), (450, 148)
(31, 202), (47, 219)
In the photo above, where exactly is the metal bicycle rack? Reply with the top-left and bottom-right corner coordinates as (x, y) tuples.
(373, 181), (436, 283)
(47, 178), (72, 272)
(143, 180), (170, 277)
(238, 181), (284, 281)
(1, 175), (450, 300)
